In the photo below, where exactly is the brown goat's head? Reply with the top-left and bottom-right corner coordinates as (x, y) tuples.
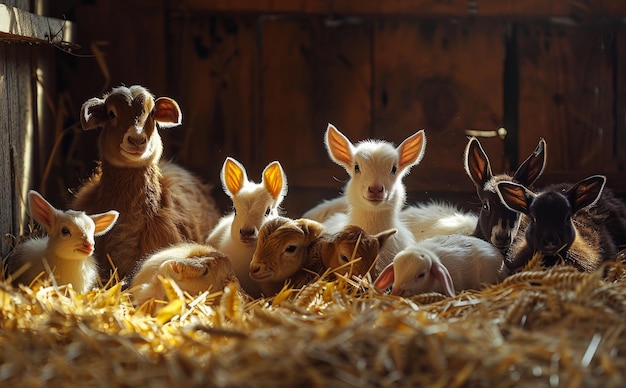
(80, 85), (182, 168)
(320, 225), (397, 277)
(249, 217), (325, 283)
(464, 136), (546, 251)
(496, 175), (606, 258)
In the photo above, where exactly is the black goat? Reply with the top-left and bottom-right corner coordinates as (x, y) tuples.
(496, 175), (617, 273)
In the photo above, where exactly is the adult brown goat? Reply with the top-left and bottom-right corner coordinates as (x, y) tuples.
(71, 85), (220, 282)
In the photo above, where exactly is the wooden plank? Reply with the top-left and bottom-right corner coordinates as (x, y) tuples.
(0, 4), (73, 44)
(183, 0), (626, 18)
(373, 20), (506, 195)
(260, 17), (373, 203)
(517, 23), (615, 177)
(164, 16), (260, 198)
(618, 26), (626, 175)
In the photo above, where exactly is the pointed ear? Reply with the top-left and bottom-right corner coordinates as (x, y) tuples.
(513, 138), (547, 186)
(375, 228), (397, 249)
(221, 157), (247, 197)
(373, 263), (395, 291)
(325, 123), (355, 170)
(397, 130), (426, 172)
(80, 97), (107, 130)
(567, 175), (606, 213)
(496, 181), (534, 215)
(28, 190), (56, 230)
(431, 261), (455, 297)
(91, 210), (120, 236)
(296, 218), (325, 242)
(263, 161), (287, 200)
(464, 137), (493, 187)
(154, 97), (182, 128)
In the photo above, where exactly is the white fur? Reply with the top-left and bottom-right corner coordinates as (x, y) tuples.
(206, 158), (287, 298)
(374, 234), (506, 297)
(130, 242), (238, 309)
(302, 196), (349, 223)
(7, 190), (118, 293)
(321, 124), (426, 274)
(400, 200), (478, 241)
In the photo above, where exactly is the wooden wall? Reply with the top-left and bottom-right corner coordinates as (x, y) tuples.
(45, 0), (626, 220)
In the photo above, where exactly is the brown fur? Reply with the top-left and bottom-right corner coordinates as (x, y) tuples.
(249, 217), (325, 297)
(71, 86), (220, 282)
(316, 225), (396, 278)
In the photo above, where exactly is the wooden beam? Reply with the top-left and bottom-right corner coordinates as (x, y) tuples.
(0, 4), (73, 44)
(183, 0), (626, 19)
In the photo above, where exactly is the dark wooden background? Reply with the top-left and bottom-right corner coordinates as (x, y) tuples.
(38, 0), (626, 220)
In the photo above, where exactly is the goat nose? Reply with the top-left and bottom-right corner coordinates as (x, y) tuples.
(249, 264), (261, 274)
(368, 185), (384, 193)
(240, 228), (256, 238)
(493, 233), (510, 246)
(83, 240), (94, 250)
(128, 135), (147, 146)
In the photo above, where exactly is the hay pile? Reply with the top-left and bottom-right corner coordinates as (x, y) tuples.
(1, 254), (626, 387)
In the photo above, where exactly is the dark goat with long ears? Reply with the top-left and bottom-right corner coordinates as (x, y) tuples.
(496, 175), (617, 273)
(464, 137), (547, 251)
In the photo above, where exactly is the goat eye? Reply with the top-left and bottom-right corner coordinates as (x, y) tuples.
(61, 227), (71, 237)
(285, 245), (297, 253)
(108, 110), (116, 119)
(391, 166), (397, 175)
(354, 164), (361, 174)
(150, 109), (155, 118)
(339, 254), (349, 263)
(482, 201), (490, 211)
(417, 272), (426, 279)
(265, 207), (271, 217)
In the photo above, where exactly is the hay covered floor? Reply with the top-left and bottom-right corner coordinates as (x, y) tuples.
(1, 254), (626, 387)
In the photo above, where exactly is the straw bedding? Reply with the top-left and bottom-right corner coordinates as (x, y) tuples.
(1, 251), (626, 387)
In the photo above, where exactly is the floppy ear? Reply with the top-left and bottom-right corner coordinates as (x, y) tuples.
(91, 210), (120, 236)
(567, 175), (606, 213)
(431, 261), (455, 297)
(496, 181), (534, 215)
(154, 97), (182, 128)
(397, 130), (426, 173)
(295, 218), (325, 243)
(464, 137), (493, 188)
(28, 190), (56, 230)
(375, 228), (397, 249)
(81, 97), (107, 130)
(221, 157), (247, 197)
(513, 138), (547, 186)
(263, 161), (287, 200)
(373, 263), (395, 291)
(325, 123), (355, 170)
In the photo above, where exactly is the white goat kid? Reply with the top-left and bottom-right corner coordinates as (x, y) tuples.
(374, 234), (506, 298)
(206, 157), (287, 298)
(321, 123), (426, 274)
(8, 190), (119, 293)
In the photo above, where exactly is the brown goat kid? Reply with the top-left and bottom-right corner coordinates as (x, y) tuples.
(71, 85), (220, 281)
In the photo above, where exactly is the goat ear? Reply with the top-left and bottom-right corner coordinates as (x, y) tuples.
(496, 181), (534, 215)
(513, 138), (547, 186)
(91, 210), (120, 236)
(464, 137), (493, 187)
(567, 175), (606, 213)
(81, 97), (107, 130)
(296, 218), (325, 241)
(397, 130), (426, 172)
(375, 228), (397, 249)
(431, 261), (455, 297)
(154, 97), (182, 128)
(28, 190), (56, 230)
(373, 263), (395, 291)
(263, 161), (287, 200)
(221, 157), (247, 196)
(325, 123), (355, 169)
